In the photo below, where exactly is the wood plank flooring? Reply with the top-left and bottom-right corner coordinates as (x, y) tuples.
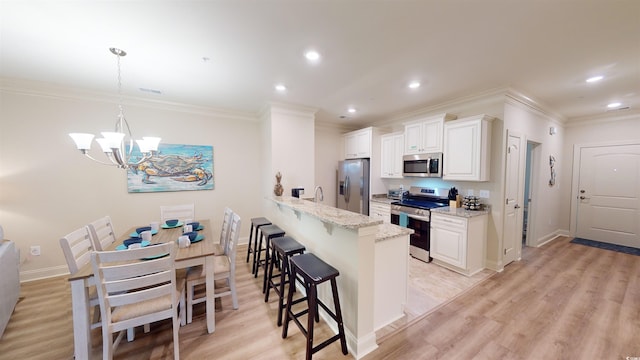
(1, 237), (639, 359)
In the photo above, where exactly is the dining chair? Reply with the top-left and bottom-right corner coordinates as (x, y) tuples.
(185, 212), (241, 323)
(214, 207), (234, 255)
(183, 207), (233, 323)
(87, 216), (117, 251)
(160, 204), (195, 222)
(91, 242), (183, 360)
(60, 226), (102, 330)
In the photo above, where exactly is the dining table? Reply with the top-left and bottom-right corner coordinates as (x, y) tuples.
(68, 219), (217, 360)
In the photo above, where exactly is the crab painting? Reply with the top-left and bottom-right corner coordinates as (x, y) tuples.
(129, 153), (213, 186)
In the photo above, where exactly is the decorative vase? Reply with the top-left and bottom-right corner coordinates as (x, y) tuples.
(274, 172), (284, 196)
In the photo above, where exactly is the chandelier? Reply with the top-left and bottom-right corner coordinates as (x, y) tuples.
(69, 48), (161, 169)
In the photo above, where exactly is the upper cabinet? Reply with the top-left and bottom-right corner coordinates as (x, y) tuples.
(380, 132), (404, 178)
(404, 113), (457, 155)
(443, 114), (494, 181)
(344, 127), (374, 159)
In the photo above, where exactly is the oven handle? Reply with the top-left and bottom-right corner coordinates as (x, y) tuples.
(407, 214), (430, 222)
(390, 209), (430, 222)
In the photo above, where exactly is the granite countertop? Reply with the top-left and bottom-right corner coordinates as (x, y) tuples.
(270, 196), (383, 230)
(370, 194), (397, 205)
(431, 206), (490, 218)
(375, 223), (413, 241)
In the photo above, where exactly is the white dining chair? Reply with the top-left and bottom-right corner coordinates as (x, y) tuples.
(60, 226), (102, 330)
(160, 204), (195, 222)
(91, 242), (183, 360)
(184, 207), (233, 323)
(185, 212), (241, 324)
(85, 217), (151, 340)
(214, 207), (234, 255)
(87, 216), (117, 251)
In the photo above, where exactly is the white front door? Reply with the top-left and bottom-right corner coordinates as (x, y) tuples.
(503, 131), (525, 265)
(576, 144), (640, 248)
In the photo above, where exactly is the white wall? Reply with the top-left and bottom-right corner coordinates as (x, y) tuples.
(314, 123), (345, 207)
(561, 113), (640, 234)
(503, 99), (567, 248)
(261, 103), (316, 200)
(0, 80), (263, 281)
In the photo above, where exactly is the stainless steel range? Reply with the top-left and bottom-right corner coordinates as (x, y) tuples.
(391, 186), (449, 262)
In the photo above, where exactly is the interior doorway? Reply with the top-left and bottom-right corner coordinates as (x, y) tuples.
(523, 141), (540, 247)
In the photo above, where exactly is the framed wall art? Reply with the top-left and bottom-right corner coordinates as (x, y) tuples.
(126, 143), (214, 193)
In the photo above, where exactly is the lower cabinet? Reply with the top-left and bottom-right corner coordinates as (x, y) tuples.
(430, 212), (487, 276)
(370, 201), (391, 223)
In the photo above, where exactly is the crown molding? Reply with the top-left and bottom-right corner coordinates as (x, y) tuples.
(563, 108), (640, 128)
(0, 77), (258, 122)
(503, 89), (566, 125)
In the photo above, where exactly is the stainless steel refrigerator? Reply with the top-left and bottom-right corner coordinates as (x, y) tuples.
(337, 159), (370, 215)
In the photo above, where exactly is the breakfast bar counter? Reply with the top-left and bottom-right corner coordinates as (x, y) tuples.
(267, 196), (413, 359)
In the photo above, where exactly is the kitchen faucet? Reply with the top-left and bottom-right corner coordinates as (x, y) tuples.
(314, 186), (324, 202)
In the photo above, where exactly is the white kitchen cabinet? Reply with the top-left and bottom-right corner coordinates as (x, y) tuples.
(344, 127), (373, 159)
(430, 212), (487, 276)
(380, 132), (404, 178)
(443, 114), (494, 181)
(369, 201), (391, 223)
(403, 113), (456, 154)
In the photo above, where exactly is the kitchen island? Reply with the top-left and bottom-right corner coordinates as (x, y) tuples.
(266, 196), (413, 359)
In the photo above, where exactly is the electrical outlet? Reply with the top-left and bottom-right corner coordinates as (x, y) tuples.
(30, 245), (41, 256)
(479, 190), (490, 198)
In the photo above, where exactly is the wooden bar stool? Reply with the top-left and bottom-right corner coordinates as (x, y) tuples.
(282, 253), (348, 360)
(265, 236), (306, 326)
(247, 217), (272, 274)
(254, 224), (285, 286)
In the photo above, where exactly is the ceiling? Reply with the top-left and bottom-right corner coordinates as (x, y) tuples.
(2, 1), (639, 126)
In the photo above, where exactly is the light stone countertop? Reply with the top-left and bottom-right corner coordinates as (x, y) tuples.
(270, 196), (383, 230)
(270, 196), (412, 240)
(370, 195), (397, 205)
(375, 223), (414, 241)
(431, 206), (490, 218)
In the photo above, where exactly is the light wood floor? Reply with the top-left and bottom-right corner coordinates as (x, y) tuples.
(1, 238), (639, 359)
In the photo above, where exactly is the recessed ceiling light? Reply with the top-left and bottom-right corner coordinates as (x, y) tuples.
(275, 84), (287, 92)
(305, 50), (320, 62)
(607, 102), (622, 108)
(348, 108), (356, 113)
(586, 75), (604, 83)
(408, 81), (421, 89)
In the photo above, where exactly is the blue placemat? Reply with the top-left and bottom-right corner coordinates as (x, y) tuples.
(129, 229), (159, 237)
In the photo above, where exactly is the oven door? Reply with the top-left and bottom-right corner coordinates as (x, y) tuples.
(391, 210), (432, 262)
(406, 214), (431, 259)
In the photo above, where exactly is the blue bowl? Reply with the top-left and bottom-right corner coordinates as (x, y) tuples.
(123, 238), (143, 247)
(183, 231), (198, 241)
(187, 222), (200, 230)
(136, 226), (152, 234)
(165, 219), (179, 227)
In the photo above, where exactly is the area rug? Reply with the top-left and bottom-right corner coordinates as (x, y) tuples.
(570, 237), (640, 256)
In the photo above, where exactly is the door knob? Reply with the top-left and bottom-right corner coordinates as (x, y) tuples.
(514, 204), (520, 209)
(579, 196), (586, 200)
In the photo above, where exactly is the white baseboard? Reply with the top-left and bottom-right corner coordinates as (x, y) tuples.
(535, 229), (569, 248)
(20, 265), (68, 283)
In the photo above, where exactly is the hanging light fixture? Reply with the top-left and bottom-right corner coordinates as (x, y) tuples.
(69, 48), (161, 169)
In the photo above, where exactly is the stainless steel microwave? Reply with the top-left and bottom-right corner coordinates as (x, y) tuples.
(402, 153), (443, 177)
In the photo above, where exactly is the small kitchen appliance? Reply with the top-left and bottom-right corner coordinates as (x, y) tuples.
(291, 187), (304, 198)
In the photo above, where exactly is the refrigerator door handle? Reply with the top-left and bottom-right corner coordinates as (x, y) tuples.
(344, 175), (350, 203)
